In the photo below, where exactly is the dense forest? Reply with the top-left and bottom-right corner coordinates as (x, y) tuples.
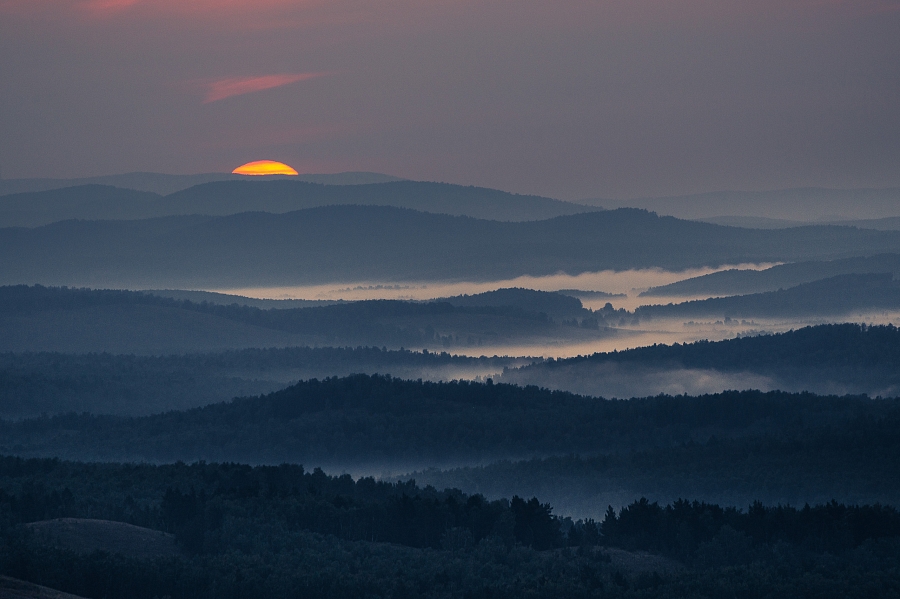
(6, 206), (900, 288)
(1, 456), (899, 598)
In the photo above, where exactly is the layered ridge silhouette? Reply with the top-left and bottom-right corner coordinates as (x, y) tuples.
(6, 207), (900, 288)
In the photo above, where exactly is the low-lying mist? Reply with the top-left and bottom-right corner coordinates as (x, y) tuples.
(213, 263), (778, 311)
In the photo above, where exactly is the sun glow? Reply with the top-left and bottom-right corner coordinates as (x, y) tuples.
(232, 160), (299, 176)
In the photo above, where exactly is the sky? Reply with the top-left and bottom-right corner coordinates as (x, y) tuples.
(0, 0), (898, 200)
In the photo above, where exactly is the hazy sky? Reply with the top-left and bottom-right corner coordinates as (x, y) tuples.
(1, 0), (898, 199)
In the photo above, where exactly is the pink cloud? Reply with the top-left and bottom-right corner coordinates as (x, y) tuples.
(201, 72), (329, 103)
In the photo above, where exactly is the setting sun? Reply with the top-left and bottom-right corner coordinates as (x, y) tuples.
(232, 160), (298, 176)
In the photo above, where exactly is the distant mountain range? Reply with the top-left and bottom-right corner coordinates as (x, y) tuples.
(0, 180), (591, 227)
(0, 171), (404, 196)
(9, 177), (900, 228)
(6, 206), (900, 288)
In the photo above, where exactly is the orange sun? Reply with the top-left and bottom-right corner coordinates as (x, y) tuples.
(232, 160), (299, 176)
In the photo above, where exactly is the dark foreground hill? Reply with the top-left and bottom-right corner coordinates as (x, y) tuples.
(24, 519), (180, 560)
(0, 575), (89, 599)
(0, 285), (605, 354)
(0, 180), (587, 227)
(6, 207), (900, 288)
(4, 457), (900, 598)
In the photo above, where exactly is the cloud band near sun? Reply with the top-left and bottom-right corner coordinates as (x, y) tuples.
(202, 72), (329, 103)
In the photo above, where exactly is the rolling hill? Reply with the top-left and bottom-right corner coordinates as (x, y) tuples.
(24, 519), (180, 560)
(1, 374), (892, 472)
(0, 576), (88, 599)
(500, 323), (900, 398)
(0, 346), (524, 419)
(636, 273), (900, 320)
(642, 253), (900, 297)
(0, 285), (604, 355)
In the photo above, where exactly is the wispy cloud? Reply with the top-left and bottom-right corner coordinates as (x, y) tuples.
(202, 72), (329, 103)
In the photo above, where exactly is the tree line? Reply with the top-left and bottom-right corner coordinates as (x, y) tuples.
(1, 456), (899, 598)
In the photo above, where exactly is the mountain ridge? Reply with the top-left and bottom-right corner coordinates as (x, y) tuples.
(0, 179), (590, 227)
(5, 206), (900, 288)
(0, 171), (404, 196)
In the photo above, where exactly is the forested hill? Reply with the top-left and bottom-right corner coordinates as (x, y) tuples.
(1, 373), (894, 468)
(642, 253), (900, 297)
(0, 285), (602, 354)
(6, 206), (900, 288)
(635, 273), (900, 319)
(0, 284), (585, 321)
(502, 324), (900, 397)
(438, 287), (587, 319)
(0, 347), (524, 419)
(0, 180), (589, 227)
(520, 323), (900, 373)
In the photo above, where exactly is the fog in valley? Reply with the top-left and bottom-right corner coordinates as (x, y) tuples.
(2, 0), (900, 593)
(214, 263), (781, 309)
